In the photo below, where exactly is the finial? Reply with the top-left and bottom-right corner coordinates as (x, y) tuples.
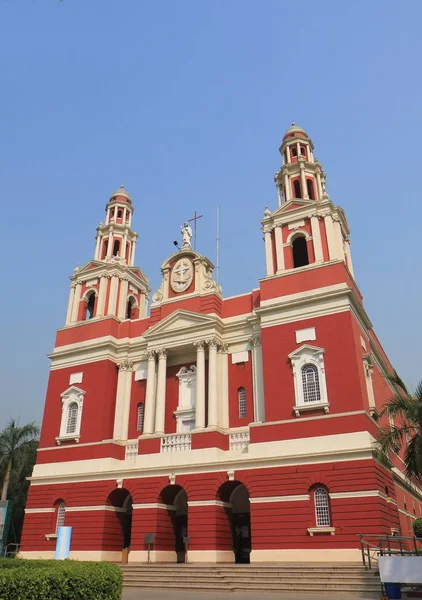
(74, 265), (79, 272)
(264, 206), (271, 217)
(120, 184), (124, 188)
(291, 121), (296, 126)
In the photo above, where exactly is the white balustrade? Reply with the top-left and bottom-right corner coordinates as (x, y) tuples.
(160, 433), (192, 452)
(125, 442), (138, 461)
(229, 431), (250, 451)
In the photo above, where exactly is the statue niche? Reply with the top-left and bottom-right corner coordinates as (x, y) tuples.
(174, 366), (197, 432)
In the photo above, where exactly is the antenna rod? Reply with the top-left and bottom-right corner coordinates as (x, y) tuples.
(216, 204), (220, 284)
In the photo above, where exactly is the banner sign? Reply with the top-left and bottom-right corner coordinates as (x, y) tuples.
(55, 526), (72, 560)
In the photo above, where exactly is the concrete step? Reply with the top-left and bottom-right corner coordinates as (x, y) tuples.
(122, 574), (377, 583)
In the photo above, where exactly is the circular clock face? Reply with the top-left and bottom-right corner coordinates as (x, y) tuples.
(171, 258), (194, 293)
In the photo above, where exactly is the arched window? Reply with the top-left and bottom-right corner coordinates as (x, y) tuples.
(66, 402), (79, 434)
(102, 240), (108, 259)
(314, 488), (331, 527)
(300, 145), (306, 156)
(113, 240), (120, 256)
(307, 179), (315, 200)
(292, 236), (309, 268)
(137, 403), (144, 432)
(86, 292), (95, 320)
(117, 209), (123, 219)
(126, 297), (135, 320)
(293, 179), (301, 198)
(56, 502), (66, 532)
(301, 364), (321, 403)
(238, 387), (247, 419)
(291, 147), (297, 157)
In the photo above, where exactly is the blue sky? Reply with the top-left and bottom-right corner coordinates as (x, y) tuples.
(1, 0), (421, 428)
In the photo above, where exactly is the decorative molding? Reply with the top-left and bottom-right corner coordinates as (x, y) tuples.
(227, 470), (235, 481)
(169, 473), (176, 485)
(117, 358), (133, 371)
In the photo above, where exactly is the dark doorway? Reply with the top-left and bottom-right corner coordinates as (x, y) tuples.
(292, 236), (309, 268)
(105, 488), (133, 552)
(293, 179), (301, 198)
(307, 179), (315, 200)
(160, 485), (188, 563)
(86, 293), (95, 320)
(219, 481), (251, 564)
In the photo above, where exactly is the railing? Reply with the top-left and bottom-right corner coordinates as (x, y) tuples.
(359, 534), (422, 570)
(161, 433), (192, 452)
(125, 442), (138, 461)
(229, 431), (250, 451)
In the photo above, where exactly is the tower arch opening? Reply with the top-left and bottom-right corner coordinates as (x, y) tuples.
(103, 488), (133, 555)
(307, 179), (315, 200)
(113, 240), (121, 257)
(293, 179), (301, 198)
(159, 485), (188, 563)
(292, 236), (309, 268)
(85, 291), (96, 320)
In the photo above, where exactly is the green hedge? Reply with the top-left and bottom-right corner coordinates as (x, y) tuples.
(413, 517), (422, 538)
(0, 559), (122, 600)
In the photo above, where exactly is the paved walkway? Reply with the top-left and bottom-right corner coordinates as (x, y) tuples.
(122, 591), (374, 600)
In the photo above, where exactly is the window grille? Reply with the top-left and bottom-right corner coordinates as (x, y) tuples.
(66, 402), (79, 434)
(238, 387), (247, 418)
(314, 488), (330, 527)
(137, 403), (144, 432)
(56, 502), (65, 532)
(302, 364), (321, 403)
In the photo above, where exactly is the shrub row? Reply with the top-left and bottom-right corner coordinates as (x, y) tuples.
(0, 559), (122, 600)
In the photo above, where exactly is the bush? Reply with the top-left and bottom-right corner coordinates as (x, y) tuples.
(0, 559), (122, 600)
(414, 517), (422, 538)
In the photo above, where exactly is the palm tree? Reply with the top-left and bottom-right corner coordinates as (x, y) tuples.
(0, 420), (39, 501)
(377, 372), (422, 485)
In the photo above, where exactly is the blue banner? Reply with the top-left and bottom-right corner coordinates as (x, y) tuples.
(55, 526), (72, 560)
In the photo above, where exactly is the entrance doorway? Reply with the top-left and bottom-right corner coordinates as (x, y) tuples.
(219, 481), (251, 564)
(160, 485), (188, 563)
(105, 488), (133, 555)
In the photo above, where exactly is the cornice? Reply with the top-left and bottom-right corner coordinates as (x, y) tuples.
(70, 261), (150, 292)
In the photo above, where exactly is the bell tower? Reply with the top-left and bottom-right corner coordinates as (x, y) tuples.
(262, 123), (354, 278)
(64, 185), (150, 325)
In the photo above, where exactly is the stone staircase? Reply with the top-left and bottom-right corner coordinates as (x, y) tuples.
(121, 563), (381, 596)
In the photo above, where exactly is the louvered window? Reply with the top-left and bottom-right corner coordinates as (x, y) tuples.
(66, 402), (79, 434)
(314, 488), (330, 527)
(137, 403), (144, 432)
(56, 502), (66, 532)
(238, 387), (247, 419)
(301, 364), (321, 403)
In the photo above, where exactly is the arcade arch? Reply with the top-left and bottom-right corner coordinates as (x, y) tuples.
(218, 481), (251, 564)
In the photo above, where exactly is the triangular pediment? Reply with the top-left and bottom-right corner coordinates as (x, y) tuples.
(144, 309), (218, 338)
(288, 344), (325, 359)
(60, 386), (86, 398)
(271, 198), (317, 218)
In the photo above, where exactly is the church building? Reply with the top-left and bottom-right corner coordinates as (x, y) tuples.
(21, 124), (422, 563)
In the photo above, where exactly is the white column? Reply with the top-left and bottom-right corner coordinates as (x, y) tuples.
(264, 230), (274, 276)
(122, 233), (128, 259)
(154, 349), (167, 434)
(274, 226), (285, 272)
(300, 164), (308, 199)
(130, 237), (137, 266)
(207, 340), (218, 428)
(143, 351), (157, 435)
(163, 269), (170, 298)
(65, 284), (76, 325)
(363, 359), (376, 410)
(194, 341), (206, 429)
(113, 360), (133, 440)
(107, 275), (119, 316)
(94, 234), (101, 260)
(97, 276), (107, 316)
(344, 238), (354, 277)
(277, 184), (282, 206)
(324, 215), (337, 261)
(296, 141), (301, 157)
(284, 173), (291, 201)
(310, 216), (324, 263)
(70, 282), (82, 323)
(218, 344), (229, 429)
(117, 278), (129, 319)
(286, 146), (291, 163)
(316, 171), (323, 200)
(250, 336), (265, 422)
(332, 216), (345, 261)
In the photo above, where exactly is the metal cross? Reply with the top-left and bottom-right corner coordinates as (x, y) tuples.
(188, 210), (203, 250)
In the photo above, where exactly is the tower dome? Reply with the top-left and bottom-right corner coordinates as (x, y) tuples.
(109, 184), (132, 204)
(282, 122), (309, 141)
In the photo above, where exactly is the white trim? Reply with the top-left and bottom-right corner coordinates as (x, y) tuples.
(25, 508), (55, 514)
(250, 548), (361, 562)
(132, 503), (175, 511)
(45, 533), (57, 540)
(250, 494), (309, 504)
(308, 526), (336, 536)
(58, 386), (85, 442)
(330, 490), (387, 499)
(187, 500), (231, 508)
(65, 505), (126, 513)
(289, 345), (329, 415)
(398, 507), (417, 520)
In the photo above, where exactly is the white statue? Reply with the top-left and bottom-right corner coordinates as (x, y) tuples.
(181, 222), (192, 247)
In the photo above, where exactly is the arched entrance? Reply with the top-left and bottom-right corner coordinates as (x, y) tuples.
(159, 485), (188, 563)
(104, 488), (133, 555)
(219, 481), (251, 564)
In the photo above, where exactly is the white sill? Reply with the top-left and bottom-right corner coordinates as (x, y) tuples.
(293, 402), (330, 417)
(45, 533), (58, 540)
(55, 434), (80, 445)
(308, 527), (335, 536)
